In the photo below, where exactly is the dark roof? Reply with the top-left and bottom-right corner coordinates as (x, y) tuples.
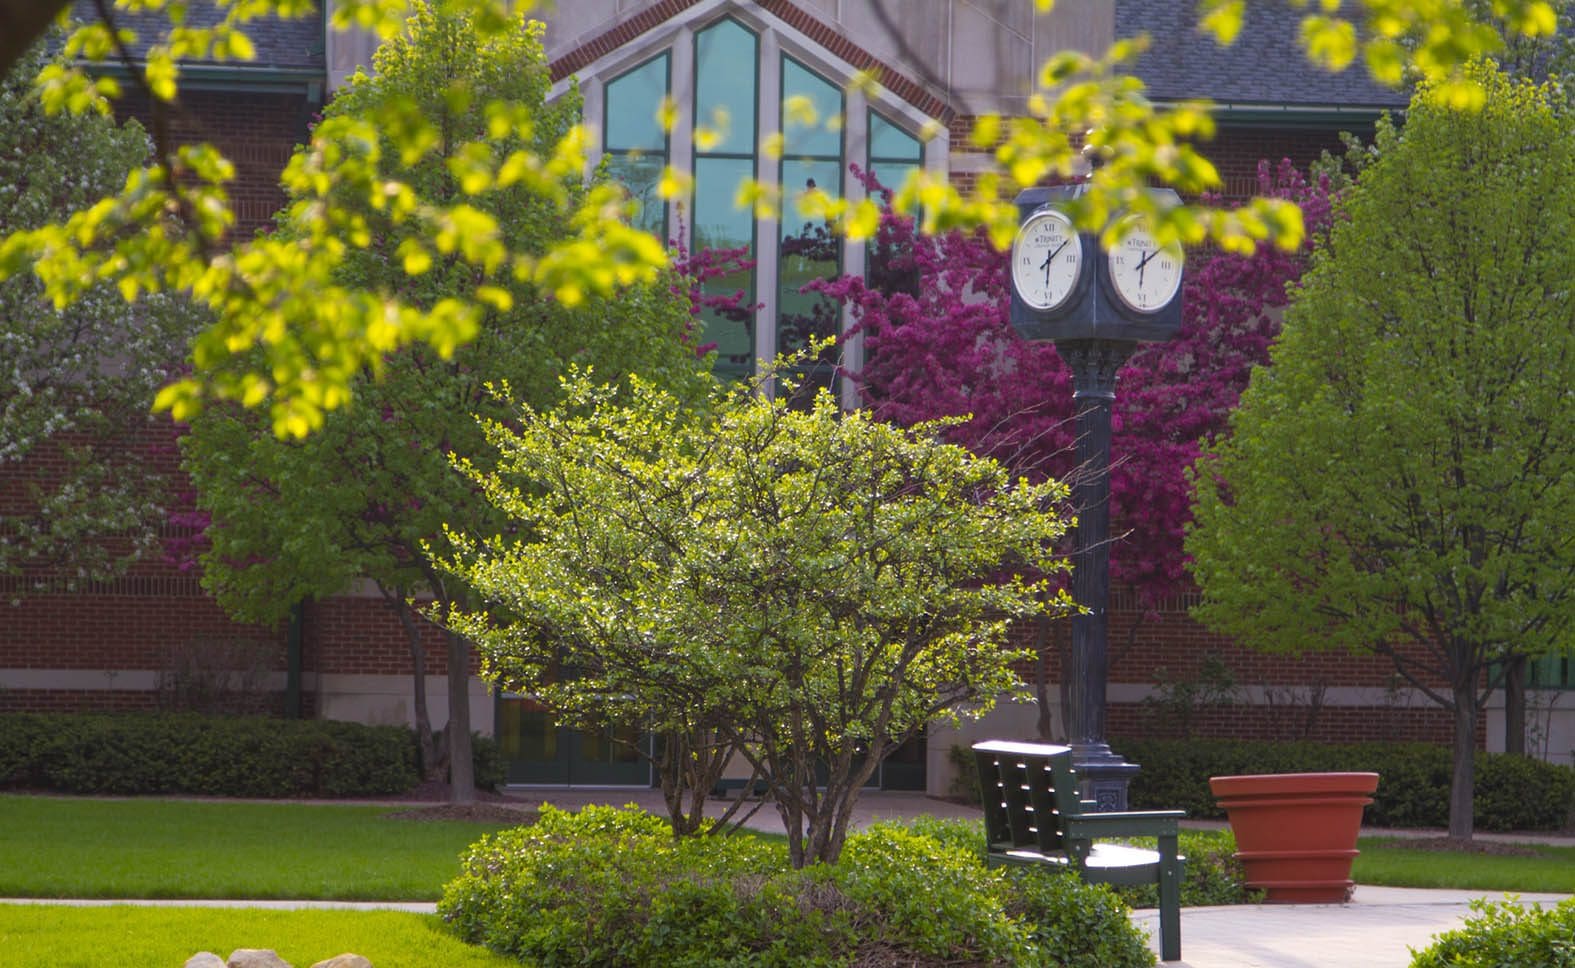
(1116, 1), (1408, 111)
(70, 0), (323, 73)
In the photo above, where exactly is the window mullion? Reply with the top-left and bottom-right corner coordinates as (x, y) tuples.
(755, 28), (783, 396)
(669, 24), (695, 235)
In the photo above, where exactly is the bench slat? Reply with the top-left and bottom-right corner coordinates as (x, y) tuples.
(973, 740), (1186, 962)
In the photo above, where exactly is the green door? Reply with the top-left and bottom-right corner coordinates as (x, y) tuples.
(879, 734), (927, 791)
(497, 696), (652, 786)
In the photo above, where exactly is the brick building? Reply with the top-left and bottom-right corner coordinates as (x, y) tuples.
(6, 1), (1569, 793)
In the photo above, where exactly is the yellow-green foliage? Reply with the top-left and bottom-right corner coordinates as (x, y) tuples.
(1187, 62), (1575, 838)
(436, 362), (1072, 865)
(0, 1), (1556, 436)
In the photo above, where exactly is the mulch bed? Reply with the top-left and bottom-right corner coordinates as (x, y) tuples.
(380, 779), (540, 824)
(1379, 836), (1545, 856)
(385, 802), (540, 824)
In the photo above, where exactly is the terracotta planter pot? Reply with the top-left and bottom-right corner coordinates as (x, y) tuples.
(1209, 771), (1379, 904)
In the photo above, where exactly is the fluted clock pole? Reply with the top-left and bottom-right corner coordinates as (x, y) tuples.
(1008, 186), (1185, 812)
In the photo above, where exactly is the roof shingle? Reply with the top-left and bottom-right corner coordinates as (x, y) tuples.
(1116, 1), (1408, 110)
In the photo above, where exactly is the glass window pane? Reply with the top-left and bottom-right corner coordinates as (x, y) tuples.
(864, 160), (916, 201)
(782, 58), (842, 159)
(695, 19), (757, 156)
(779, 157), (842, 357)
(780, 157), (842, 226)
(870, 112), (922, 162)
(605, 153), (666, 236)
(605, 54), (668, 152)
(694, 155), (756, 374)
(500, 699), (558, 760)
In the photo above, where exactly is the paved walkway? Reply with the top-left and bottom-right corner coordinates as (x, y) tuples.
(6, 790), (1571, 967)
(1131, 887), (1570, 967)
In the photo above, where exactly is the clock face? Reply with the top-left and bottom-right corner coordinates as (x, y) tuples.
(1107, 218), (1184, 314)
(1011, 209), (1083, 312)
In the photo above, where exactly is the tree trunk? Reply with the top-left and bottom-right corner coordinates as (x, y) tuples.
(1503, 654), (1527, 756)
(390, 590), (443, 780)
(1448, 682), (1476, 841)
(446, 629), (475, 804)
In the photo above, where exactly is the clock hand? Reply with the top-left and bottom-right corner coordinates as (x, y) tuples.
(1134, 247), (1156, 288)
(1041, 238), (1070, 286)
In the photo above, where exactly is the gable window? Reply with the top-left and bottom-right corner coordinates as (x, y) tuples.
(777, 57), (843, 402)
(591, 11), (937, 399)
(603, 53), (671, 236)
(693, 17), (760, 380)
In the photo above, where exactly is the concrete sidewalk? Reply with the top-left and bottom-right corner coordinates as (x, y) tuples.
(1132, 886), (1570, 968)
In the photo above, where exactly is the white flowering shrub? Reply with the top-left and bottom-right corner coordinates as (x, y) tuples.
(0, 36), (202, 599)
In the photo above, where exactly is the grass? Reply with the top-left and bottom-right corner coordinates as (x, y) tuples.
(0, 905), (515, 967)
(0, 795), (521, 901)
(1354, 837), (1575, 894)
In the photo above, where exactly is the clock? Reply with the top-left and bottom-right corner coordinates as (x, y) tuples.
(1106, 216), (1183, 314)
(1011, 207), (1083, 313)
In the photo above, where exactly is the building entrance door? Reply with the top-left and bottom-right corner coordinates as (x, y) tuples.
(496, 695), (652, 786)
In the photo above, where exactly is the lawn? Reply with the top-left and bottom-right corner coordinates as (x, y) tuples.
(1354, 837), (1575, 894)
(0, 905), (515, 967)
(0, 795), (525, 901)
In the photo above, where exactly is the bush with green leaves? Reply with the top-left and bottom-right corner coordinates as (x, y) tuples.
(440, 805), (1158, 967)
(900, 815), (1257, 909)
(1410, 897), (1575, 968)
(0, 712), (437, 797)
(1120, 738), (1575, 832)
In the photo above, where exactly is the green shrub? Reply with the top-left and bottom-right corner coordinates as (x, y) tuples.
(1003, 867), (1156, 968)
(1116, 830), (1261, 909)
(946, 743), (982, 805)
(441, 804), (826, 966)
(0, 713), (47, 785)
(1409, 897), (1575, 968)
(0, 712), (418, 797)
(838, 822), (1029, 963)
(439, 805), (1158, 968)
(1119, 738), (1575, 832)
(896, 815), (1255, 909)
(465, 732), (504, 792)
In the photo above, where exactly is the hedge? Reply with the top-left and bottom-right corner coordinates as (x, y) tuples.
(441, 805), (1158, 968)
(0, 712), (421, 798)
(1118, 737), (1575, 832)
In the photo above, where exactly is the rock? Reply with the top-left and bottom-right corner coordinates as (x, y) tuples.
(309, 956), (373, 968)
(227, 950), (292, 968)
(184, 954), (226, 968)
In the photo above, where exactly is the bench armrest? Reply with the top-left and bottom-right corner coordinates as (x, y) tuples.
(1063, 810), (1184, 840)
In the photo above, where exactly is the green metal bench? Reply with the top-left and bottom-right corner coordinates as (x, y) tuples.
(973, 740), (1185, 962)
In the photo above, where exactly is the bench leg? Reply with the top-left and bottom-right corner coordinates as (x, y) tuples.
(1158, 837), (1182, 962)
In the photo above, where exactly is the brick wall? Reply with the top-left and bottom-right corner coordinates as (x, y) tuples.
(113, 88), (311, 237)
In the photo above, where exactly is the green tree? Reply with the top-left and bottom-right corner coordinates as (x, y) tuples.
(0, 1), (1560, 436)
(1186, 64), (1575, 840)
(0, 35), (200, 599)
(182, 7), (710, 800)
(437, 361), (1073, 864)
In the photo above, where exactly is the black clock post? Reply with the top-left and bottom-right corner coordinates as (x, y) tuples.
(1008, 185), (1185, 811)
